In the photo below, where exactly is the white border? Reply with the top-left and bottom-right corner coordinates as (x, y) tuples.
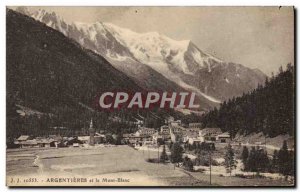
(0, 0), (298, 191)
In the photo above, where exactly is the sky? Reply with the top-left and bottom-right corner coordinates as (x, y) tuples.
(21, 6), (294, 75)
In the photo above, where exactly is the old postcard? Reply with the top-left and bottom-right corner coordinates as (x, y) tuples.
(6, 6), (295, 187)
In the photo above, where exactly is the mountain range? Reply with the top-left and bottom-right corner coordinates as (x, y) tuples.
(15, 7), (267, 111)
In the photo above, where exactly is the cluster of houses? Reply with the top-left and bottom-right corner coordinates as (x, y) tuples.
(13, 120), (105, 148)
(13, 134), (106, 148)
(12, 117), (231, 149)
(123, 118), (231, 147)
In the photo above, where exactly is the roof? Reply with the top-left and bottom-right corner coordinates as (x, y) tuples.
(78, 136), (90, 141)
(152, 132), (162, 137)
(189, 138), (202, 141)
(137, 127), (156, 133)
(36, 138), (53, 144)
(161, 132), (170, 135)
(48, 135), (62, 141)
(217, 132), (230, 138)
(160, 125), (169, 129)
(67, 137), (76, 141)
(184, 131), (198, 138)
(189, 123), (202, 126)
(201, 128), (222, 133)
(139, 127), (155, 130)
(186, 128), (200, 132)
(20, 139), (38, 145)
(95, 133), (105, 137)
(17, 135), (30, 141)
(171, 125), (185, 130)
(123, 133), (131, 138)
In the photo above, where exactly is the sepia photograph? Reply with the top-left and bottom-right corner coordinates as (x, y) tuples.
(6, 6), (295, 187)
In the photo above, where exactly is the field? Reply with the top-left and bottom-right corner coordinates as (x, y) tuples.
(6, 145), (293, 186)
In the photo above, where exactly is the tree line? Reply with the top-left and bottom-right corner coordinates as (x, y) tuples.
(201, 64), (294, 138)
(162, 140), (294, 178)
(241, 140), (294, 176)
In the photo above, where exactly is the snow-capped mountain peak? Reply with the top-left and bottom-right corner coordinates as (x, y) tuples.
(18, 8), (222, 76)
(16, 7), (266, 109)
(103, 22), (197, 75)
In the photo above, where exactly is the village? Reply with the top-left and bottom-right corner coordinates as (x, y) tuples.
(7, 115), (294, 186)
(12, 117), (230, 149)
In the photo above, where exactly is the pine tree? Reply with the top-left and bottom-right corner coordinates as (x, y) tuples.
(241, 146), (249, 171)
(278, 140), (291, 176)
(256, 148), (269, 173)
(160, 145), (168, 163)
(246, 147), (270, 174)
(271, 150), (279, 173)
(247, 147), (257, 172)
(170, 142), (183, 166)
(168, 141), (173, 151)
(288, 150), (294, 176)
(183, 156), (194, 171)
(224, 144), (237, 176)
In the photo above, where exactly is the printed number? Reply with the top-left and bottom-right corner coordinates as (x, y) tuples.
(25, 178), (38, 182)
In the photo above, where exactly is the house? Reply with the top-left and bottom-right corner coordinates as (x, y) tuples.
(14, 135), (34, 148)
(94, 133), (105, 144)
(19, 140), (39, 148)
(122, 133), (134, 139)
(78, 136), (90, 144)
(188, 138), (202, 145)
(199, 128), (222, 142)
(170, 126), (185, 143)
(158, 125), (171, 140)
(16, 135), (31, 142)
(48, 135), (62, 147)
(170, 132), (183, 143)
(171, 125), (186, 134)
(189, 123), (203, 129)
(66, 137), (83, 146)
(36, 137), (52, 148)
(152, 132), (163, 144)
(122, 133), (144, 146)
(48, 135), (62, 142)
(135, 127), (156, 137)
(122, 133), (132, 144)
(143, 140), (153, 146)
(216, 132), (231, 143)
(186, 128), (200, 134)
(170, 120), (182, 127)
(160, 125), (169, 134)
(152, 132), (170, 144)
(183, 131), (199, 144)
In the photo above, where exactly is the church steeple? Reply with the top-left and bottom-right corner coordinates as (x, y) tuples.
(89, 118), (93, 129)
(89, 118), (95, 146)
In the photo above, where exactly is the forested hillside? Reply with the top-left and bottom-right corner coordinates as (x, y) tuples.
(201, 64), (294, 138)
(6, 9), (143, 140)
